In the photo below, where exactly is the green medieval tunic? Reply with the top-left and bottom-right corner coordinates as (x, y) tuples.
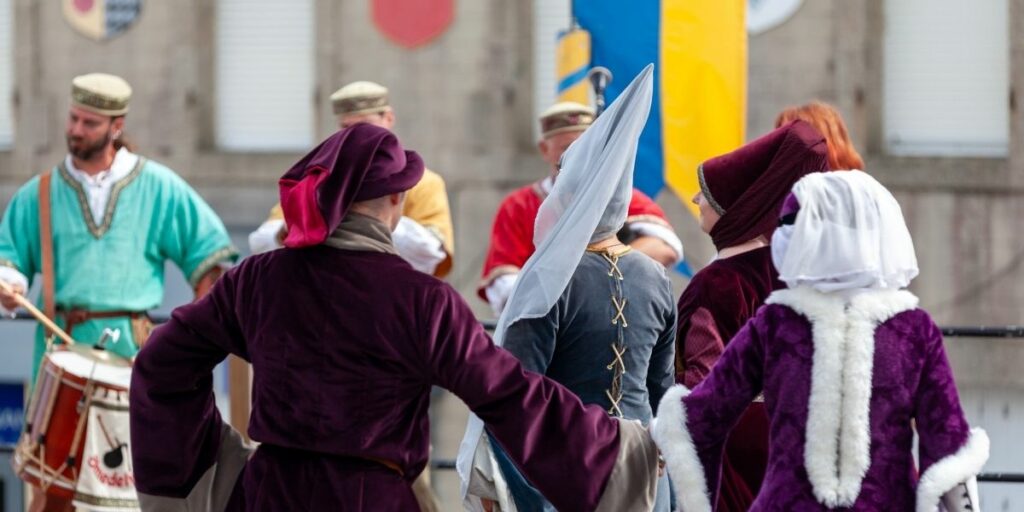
(0, 153), (237, 377)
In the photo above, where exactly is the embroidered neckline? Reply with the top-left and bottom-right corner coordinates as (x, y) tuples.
(586, 245), (632, 259)
(57, 158), (145, 239)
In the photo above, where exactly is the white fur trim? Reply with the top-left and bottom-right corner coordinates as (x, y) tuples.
(652, 385), (712, 512)
(627, 221), (684, 263)
(766, 287), (919, 507)
(916, 428), (990, 512)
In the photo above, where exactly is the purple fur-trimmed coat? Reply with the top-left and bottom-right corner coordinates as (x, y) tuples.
(654, 286), (989, 512)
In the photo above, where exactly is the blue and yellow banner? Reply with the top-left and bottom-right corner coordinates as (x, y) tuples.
(556, 28), (592, 104)
(573, 0), (746, 219)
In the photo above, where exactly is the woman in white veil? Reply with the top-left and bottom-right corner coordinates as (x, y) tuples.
(458, 65), (663, 511)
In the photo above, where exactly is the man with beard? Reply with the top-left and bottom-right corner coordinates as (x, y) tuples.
(0, 72), (235, 511)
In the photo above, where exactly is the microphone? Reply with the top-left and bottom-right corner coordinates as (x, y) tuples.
(588, 66), (613, 117)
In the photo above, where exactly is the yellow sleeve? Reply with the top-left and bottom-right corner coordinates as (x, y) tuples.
(402, 169), (454, 258)
(267, 203), (284, 222)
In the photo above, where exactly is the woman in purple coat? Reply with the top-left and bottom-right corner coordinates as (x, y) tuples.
(655, 170), (989, 511)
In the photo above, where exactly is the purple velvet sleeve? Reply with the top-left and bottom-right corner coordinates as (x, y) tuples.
(681, 307), (727, 388)
(130, 268), (246, 497)
(683, 315), (766, 504)
(913, 317), (971, 472)
(424, 287), (621, 512)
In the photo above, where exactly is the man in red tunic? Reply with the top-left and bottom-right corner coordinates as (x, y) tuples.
(479, 102), (683, 315)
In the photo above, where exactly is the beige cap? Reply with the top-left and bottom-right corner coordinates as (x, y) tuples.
(71, 73), (132, 116)
(330, 81), (392, 116)
(539, 101), (595, 138)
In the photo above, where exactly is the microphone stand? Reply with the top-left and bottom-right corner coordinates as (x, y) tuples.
(588, 66), (613, 117)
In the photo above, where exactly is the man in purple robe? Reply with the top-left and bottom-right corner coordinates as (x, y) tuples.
(129, 124), (659, 511)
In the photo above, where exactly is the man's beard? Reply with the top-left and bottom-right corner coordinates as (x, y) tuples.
(66, 130), (113, 161)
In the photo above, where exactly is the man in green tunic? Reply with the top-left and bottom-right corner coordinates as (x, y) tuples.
(0, 71), (236, 512)
(0, 73), (234, 368)
(0, 72), (237, 376)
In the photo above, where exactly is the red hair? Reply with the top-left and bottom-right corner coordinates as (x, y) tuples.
(775, 102), (864, 171)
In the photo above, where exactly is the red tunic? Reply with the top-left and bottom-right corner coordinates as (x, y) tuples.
(478, 179), (672, 300)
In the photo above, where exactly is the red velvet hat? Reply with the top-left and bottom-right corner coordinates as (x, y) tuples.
(698, 120), (828, 250)
(278, 124), (424, 248)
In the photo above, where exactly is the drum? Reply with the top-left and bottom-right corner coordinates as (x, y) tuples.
(13, 346), (140, 511)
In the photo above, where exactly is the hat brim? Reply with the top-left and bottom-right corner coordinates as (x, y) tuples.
(541, 124), (589, 139)
(334, 105), (393, 117)
(72, 101), (129, 117)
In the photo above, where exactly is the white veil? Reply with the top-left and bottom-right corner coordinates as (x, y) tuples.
(456, 65), (655, 506)
(771, 170), (919, 293)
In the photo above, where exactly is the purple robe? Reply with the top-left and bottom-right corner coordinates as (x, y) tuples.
(129, 244), (626, 511)
(655, 287), (989, 512)
(676, 247), (778, 510)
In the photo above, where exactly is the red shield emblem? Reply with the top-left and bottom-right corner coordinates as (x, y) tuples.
(372, 0), (454, 49)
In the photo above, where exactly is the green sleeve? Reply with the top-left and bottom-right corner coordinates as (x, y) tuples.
(0, 177), (42, 281)
(158, 175), (238, 287)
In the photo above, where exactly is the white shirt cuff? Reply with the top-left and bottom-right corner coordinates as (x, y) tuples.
(393, 216), (447, 275)
(0, 266), (29, 315)
(484, 274), (518, 318)
(628, 221), (684, 264)
(248, 219), (285, 255)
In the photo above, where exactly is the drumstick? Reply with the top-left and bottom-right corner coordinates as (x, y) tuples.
(0, 279), (76, 346)
(96, 414), (117, 449)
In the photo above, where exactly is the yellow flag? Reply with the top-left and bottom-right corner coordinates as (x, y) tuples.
(660, 0), (746, 217)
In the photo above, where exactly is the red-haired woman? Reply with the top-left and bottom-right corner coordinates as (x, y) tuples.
(776, 101), (864, 171)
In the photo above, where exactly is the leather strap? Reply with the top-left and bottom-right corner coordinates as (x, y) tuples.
(58, 309), (147, 337)
(39, 172), (55, 337)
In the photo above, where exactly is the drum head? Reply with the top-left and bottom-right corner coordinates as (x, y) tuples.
(48, 350), (131, 389)
(65, 342), (132, 368)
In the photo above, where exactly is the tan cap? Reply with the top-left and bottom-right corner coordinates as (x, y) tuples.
(330, 81), (392, 116)
(539, 101), (594, 138)
(71, 73), (132, 116)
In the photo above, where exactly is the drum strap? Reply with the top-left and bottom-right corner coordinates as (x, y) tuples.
(39, 172), (56, 338)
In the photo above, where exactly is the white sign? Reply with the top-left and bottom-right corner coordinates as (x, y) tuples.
(747, 0), (804, 35)
(74, 396), (140, 511)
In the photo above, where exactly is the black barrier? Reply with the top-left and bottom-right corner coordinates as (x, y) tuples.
(940, 326), (1024, 338)
(977, 473), (1024, 483)
(425, 460), (1019, 483)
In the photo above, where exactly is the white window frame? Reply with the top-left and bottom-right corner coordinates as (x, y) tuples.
(0, 0), (14, 149)
(214, 0), (315, 152)
(882, 0), (1009, 157)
